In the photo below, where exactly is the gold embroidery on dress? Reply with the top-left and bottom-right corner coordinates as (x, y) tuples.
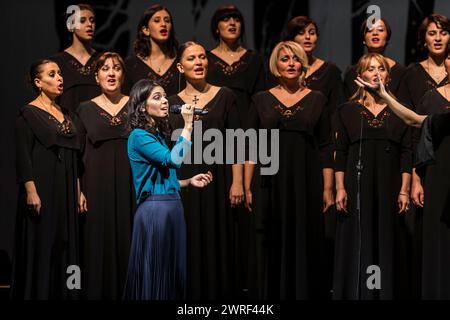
(273, 104), (304, 119)
(360, 110), (390, 128)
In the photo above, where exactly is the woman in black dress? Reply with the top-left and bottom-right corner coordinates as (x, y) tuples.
(52, 4), (101, 112)
(124, 4), (184, 97)
(397, 14), (450, 207)
(244, 41), (334, 299)
(284, 16), (345, 117)
(207, 5), (266, 125)
(206, 5), (265, 296)
(168, 41), (244, 299)
(344, 18), (406, 98)
(76, 52), (134, 299)
(356, 44), (450, 299)
(334, 53), (412, 300)
(11, 60), (84, 299)
(396, 14), (450, 297)
(284, 16), (344, 295)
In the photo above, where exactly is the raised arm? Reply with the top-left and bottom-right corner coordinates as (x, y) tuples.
(354, 74), (426, 128)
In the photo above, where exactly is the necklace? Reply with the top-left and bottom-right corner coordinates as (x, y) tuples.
(102, 94), (124, 126)
(144, 55), (167, 74)
(219, 46), (242, 58)
(185, 85), (210, 105)
(38, 95), (72, 134)
(427, 59), (447, 82)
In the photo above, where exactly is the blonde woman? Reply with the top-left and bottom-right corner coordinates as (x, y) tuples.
(244, 41), (334, 299)
(333, 53), (412, 300)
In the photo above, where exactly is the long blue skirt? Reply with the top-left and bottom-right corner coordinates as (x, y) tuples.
(123, 193), (186, 300)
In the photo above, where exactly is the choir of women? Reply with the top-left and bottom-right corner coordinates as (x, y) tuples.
(9, 3), (450, 300)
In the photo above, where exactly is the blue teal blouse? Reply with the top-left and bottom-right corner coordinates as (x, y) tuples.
(128, 128), (192, 204)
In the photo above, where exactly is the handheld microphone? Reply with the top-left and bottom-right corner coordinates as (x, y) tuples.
(169, 104), (208, 116)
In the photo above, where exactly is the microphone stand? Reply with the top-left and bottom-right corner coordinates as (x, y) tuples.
(355, 114), (364, 300)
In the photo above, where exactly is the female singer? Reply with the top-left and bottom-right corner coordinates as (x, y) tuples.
(344, 18), (406, 98)
(11, 59), (84, 299)
(207, 5), (266, 124)
(168, 41), (244, 299)
(123, 79), (212, 300)
(285, 15), (345, 117)
(334, 53), (412, 299)
(52, 4), (101, 112)
(207, 5), (266, 296)
(76, 52), (134, 299)
(397, 14), (450, 208)
(356, 44), (450, 299)
(396, 15), (450, 297)
(244, 41), (334, 299)
(284, 16), (344, 295)
(124, 4), (184, 96)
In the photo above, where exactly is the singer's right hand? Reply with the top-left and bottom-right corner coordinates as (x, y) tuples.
(335, 188), (348, 213)
(181, 104), (194, 127)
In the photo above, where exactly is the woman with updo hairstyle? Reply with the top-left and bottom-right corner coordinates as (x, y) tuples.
(76, 52), (135, 299)
(124, 4), (185, 96)
(11, 59), (85, 299)
(52, 3), (101, 112)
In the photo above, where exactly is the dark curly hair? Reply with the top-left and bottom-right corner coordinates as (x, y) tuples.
(134, 4), (178, 59)
(127, 79), (171, 139)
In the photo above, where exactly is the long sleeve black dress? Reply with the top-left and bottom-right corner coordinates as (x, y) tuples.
(413, 94), (450, 299)
(168, 87), (241, 299)
(123, 55), (185, 96)
(11, 105), (83, 299)
(333, 101), (412, 300)
(246, 90), (333, 299)
(76, 101), (135, 299)
(51, 51), (101, 112)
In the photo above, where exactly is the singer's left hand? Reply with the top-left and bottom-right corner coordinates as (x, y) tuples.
(229, 183), (244, 208)
(189, 171), (213, 188)
(323, 189), (335, 213)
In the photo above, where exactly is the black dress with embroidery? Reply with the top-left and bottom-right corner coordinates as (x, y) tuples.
(76, 101), (135, 300)
(168, 87), (241, 299)
(123, 55), (185, 96)
(333, 101), (412, 300)
(246, 90), (333, 299)
(11, 105), (83, 299)
(413, 92), (450, 299)
(51, 51), (101, 112)
(305, 61), (345, 117)
(344, 63), (406, 99)
(206, 50), (266, 125)
(205, 50), (266, 296)
(396, 63), (449, 298)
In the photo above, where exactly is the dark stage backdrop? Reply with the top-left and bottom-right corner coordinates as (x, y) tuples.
(1, 0), (450, 290)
